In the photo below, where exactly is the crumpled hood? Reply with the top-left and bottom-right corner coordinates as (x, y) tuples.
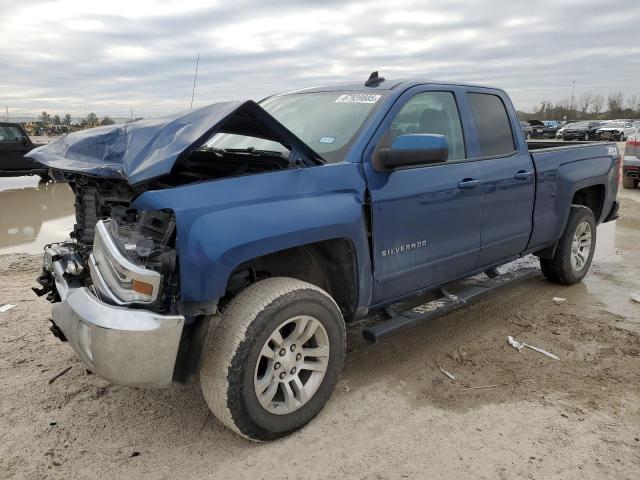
(27, 100), (322, 185)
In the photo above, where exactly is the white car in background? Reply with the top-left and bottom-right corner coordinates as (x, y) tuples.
(597, 121), (636, 141)
(556, 122), (573, 138)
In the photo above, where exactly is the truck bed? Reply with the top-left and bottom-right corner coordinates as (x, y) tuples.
(526, 140), (619, 253)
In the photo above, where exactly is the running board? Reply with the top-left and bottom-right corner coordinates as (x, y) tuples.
(362, 267), (538, 344)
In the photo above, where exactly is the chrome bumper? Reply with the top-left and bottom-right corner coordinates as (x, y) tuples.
(48, 249), (184, 387)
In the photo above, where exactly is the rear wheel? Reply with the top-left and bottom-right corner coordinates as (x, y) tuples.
(623, 176), (638, 189)
(540, 206), (596, 285)
(200, 277), (345, 441)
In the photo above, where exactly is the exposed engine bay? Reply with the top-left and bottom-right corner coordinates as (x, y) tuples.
(34, 146), (295, 313)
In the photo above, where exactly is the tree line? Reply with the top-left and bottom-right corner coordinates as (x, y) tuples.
(38, 111), (116, 127)
(519, 92), (640, 121)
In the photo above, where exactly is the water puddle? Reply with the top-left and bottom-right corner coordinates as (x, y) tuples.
(0, 176), (75, 255)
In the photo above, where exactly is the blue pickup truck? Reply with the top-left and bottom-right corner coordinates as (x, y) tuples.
(29, 74), (620, 441)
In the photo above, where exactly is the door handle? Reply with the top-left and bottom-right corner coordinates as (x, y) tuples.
(514, 170), (533, 180)
(458, 179), (480, 189)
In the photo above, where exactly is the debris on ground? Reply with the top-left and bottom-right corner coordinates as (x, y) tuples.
(507, 336), (559, 360)
(435, 361), (455, 380)
(631, 293), (640, 303)
(508, 335), (525, 351)
(524, 343), (560, 360)
(552, 297), (567, 304)
(48, 366), (72, 384)
(0, 304), (16, 313)
(460, 383), (509, 391)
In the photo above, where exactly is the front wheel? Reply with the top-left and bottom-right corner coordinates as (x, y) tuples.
(584, 133), (590, 141)
(540, 206), (596, 285)
(200, 277), (345, 441)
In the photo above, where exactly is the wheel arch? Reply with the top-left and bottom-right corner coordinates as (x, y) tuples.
(221, 238), (360, 322)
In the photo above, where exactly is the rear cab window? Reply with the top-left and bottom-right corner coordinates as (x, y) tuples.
(467, 93), (516, 157)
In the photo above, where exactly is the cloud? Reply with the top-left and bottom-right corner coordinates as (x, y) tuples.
(0, 0), (638, 118)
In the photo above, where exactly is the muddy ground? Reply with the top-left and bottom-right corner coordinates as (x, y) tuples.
(1, 185), (640, 479)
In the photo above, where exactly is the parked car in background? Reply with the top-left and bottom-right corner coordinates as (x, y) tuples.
(542, 120), (562, 138)
(0, 122), (47, 178)
(562, 121), (605, 141)
(556, 122), (573, 138)
(520, 120), (533, 140)
(526, 120), (561, 139)
(623, 129), (640, 189)
(597, 121), (636, 141)
(527, 119), (546, 138)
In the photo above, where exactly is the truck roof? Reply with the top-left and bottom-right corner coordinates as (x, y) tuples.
(281, 78), (500, 95)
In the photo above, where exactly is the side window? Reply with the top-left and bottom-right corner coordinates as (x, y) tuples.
(389, 91), (466, 161)
(0, 126), (22, 143)
(467, 93), (515, 157)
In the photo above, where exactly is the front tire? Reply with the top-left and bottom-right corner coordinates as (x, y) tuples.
(540, 206), (596, 285)
(200, 277), (346, 441)
(584, 133), (590, 141)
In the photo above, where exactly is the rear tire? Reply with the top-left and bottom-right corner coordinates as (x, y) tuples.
(200, 277), (345, 441)
(622, 176), (638, 189)
(540, 206), (596, 285)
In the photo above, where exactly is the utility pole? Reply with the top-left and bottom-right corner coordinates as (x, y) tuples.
(569, 80), (576, 117)
(5, 105), (8, 121)
(190, 53), (200, 109)
(130, 105), (134, 122)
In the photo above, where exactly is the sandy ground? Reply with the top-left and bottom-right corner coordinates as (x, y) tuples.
(1, 191), (640, 479)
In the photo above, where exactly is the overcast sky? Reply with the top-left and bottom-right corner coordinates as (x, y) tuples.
(1, 0), (639, 118)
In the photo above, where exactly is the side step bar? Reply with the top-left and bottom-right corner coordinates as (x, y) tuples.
(362, 267), (538, 344)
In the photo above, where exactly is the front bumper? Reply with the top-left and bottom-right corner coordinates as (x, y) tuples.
(46, 246), (184, 387)
(52, 285), (184, 387)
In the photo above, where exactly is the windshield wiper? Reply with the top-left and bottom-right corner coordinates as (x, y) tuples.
(223, 147), (285, 157)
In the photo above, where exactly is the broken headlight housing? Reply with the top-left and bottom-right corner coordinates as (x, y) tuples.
(90, 212), (176, 306)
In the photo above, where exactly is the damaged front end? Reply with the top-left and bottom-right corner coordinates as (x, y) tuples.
(34, 201), (184, 387)
(29, 100), (323, 388)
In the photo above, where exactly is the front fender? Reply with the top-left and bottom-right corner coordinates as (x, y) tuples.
(133, 164), (371, 306)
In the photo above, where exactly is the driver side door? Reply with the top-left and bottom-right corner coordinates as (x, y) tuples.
(363, 87), (483, 305)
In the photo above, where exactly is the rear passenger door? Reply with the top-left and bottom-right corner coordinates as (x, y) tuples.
(364, 86), (483, 304)
(464, 91), (535, 267)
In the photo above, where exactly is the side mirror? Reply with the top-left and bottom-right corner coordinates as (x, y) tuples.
(21, 136), (30, 146)
(374, 134), (449, 171)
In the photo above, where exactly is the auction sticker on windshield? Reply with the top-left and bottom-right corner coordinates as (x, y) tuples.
(335, 94), (381, 104)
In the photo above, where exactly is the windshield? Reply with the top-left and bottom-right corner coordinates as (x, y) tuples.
(206, 91), (386, 163)
(604, 122), (626, 128)
(570, 122), (590, 128)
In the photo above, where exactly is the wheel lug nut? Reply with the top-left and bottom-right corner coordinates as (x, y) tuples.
(279, 348), (286, 357)
(279, 372), (286, 380)
(290, 367), (296, 375)
(274, 362), (281, 370)
(296, 353), (302, 361)
(290, 344), (296, 352)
